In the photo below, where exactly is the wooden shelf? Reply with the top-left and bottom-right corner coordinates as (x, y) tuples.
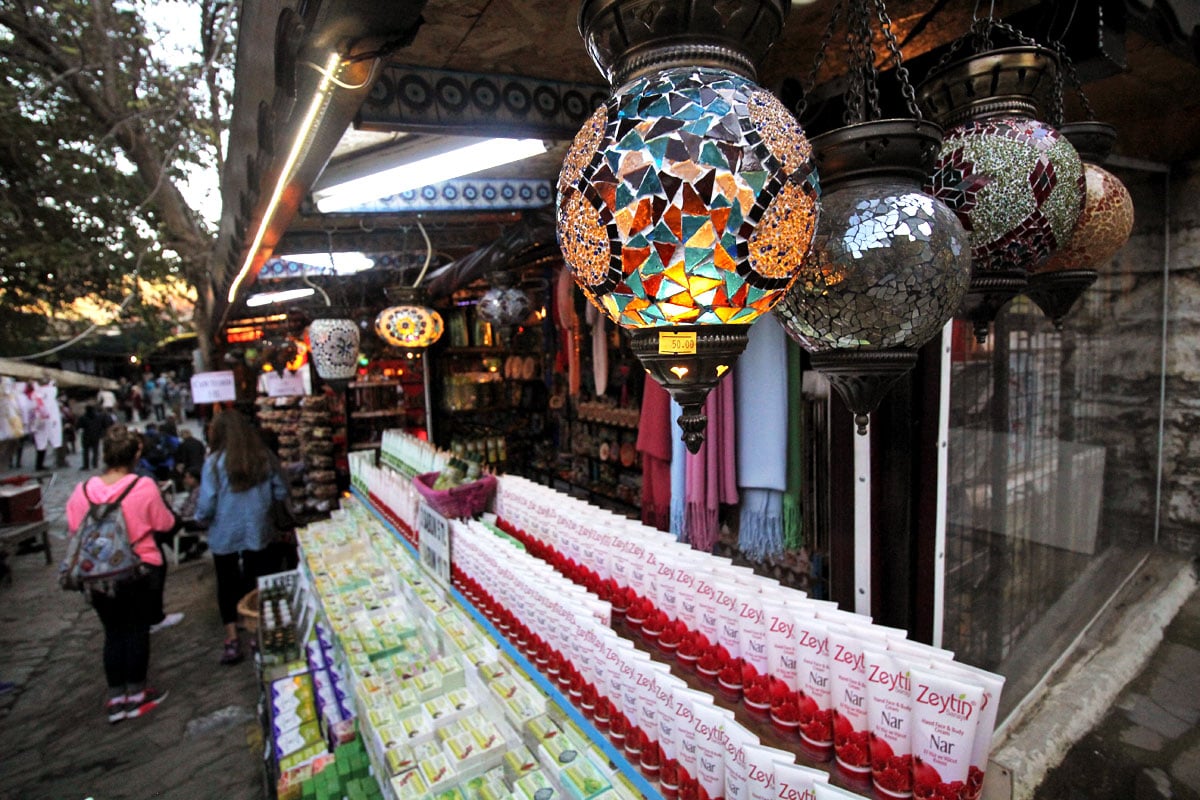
(350, 409), (413, 419)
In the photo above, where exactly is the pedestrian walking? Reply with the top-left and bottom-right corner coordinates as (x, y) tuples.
(78, 405), (111, 471)
(63, 425), (175, 723)
(194, 410), (287, 665)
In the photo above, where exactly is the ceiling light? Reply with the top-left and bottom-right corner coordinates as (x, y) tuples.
(246, 287), (317, 307)
(312, 136), (549, 213)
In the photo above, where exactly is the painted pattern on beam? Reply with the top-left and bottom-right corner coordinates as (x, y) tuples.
(329, 177), (554, 214)
(362, 65), (608, 139)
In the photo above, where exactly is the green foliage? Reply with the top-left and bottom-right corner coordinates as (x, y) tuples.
(0, 0), (233, 349)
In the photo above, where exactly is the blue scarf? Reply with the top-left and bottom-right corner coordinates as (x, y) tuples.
(735, 315), (788, 560)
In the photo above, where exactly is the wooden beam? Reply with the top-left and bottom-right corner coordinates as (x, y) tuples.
(0, 358), (119, 390)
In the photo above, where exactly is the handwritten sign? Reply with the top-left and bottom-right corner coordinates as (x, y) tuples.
(190, 371), (236, 404)
(260, 369), (310, 397)
(417, 502), (451, 588)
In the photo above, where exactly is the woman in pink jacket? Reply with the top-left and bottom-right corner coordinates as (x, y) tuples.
(65, 426), (176, 723)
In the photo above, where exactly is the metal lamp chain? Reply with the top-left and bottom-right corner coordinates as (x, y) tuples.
(1052, 39), (1096, 123)
(797, 0), (844, 120)
(858, 0), (881, 121)
(874, 0), (921, 119)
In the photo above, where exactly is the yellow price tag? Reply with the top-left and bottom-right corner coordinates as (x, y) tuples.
(658, 331), (697, 355)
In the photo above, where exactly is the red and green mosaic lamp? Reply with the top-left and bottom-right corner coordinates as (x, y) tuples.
(557, 0), (820, 452)
(918, 26), (1086, 343)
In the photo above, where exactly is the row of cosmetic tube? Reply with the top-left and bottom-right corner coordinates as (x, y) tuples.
(353, 434), (1006, 800)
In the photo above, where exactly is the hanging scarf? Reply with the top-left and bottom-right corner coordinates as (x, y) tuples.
(735, 315), (789, 560)
(783, 337), (804, 549)
(554, 268), (581, 396)
(683, 376), (738, 553)
(637, 379), (672, 531)
(587, 304), (609, 397)
(669, 398), (686, 541)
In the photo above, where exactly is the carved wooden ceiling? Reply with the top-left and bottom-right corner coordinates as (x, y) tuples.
(212, 0), (1200, 329)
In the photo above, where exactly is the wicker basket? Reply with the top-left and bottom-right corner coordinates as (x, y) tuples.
(413, 472), (497, 519)
(237, 588), (260, 633)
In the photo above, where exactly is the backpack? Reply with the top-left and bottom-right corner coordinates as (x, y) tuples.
(59, 478), (146, 593)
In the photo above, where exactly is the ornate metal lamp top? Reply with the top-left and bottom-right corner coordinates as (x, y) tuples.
(578, 0), (790, 87)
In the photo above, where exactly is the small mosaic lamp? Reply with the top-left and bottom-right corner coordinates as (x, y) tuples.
(1025, 122), (1134, 328)
(918, 43), (1085, 343)
(558, 0), (820, 452)
(308, 310), (361, 390)
(775, 122), (971, 434)
(375, 287), (445, 350)
(476, 271), (534, 347)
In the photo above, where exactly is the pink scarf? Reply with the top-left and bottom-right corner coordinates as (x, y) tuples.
(683, 376), (738, 552)
(637, 379), (672, 531)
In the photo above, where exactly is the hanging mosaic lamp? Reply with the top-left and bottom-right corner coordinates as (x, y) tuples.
(774, 0), (970, 434)
(476, 271), (533, 347)
(374, 287), (444, 350)
(918, 44), (1086, 343)
(1025, 121), (1133, 328)
(307, 309), (361, 390)
(775, 121), (971, 434)
(558, 0), (820, 453)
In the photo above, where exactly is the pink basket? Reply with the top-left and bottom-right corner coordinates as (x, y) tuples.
(413, 472), (497, 519)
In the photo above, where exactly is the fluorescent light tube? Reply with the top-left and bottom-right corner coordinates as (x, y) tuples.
(312, 137), (549, 213)
(246, 287), (317, 307)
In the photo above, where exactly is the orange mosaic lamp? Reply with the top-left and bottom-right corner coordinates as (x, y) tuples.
(375, 287), (444, 350)
(558, 0), (819, 452)
(1026, 122), (1134, 328)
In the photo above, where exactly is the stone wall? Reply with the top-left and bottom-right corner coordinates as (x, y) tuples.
(1160, 161), (1200, 554)
(1068, 159), (1200, 556)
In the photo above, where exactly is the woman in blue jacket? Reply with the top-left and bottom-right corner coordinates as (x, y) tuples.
(195, 410), (287, 665)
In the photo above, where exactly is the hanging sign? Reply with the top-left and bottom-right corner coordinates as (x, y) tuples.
(190, 371), (236, 404)
(417, 502), (451, 588)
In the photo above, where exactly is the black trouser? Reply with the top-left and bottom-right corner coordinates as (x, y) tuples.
(213, 549), (273, 626)
(81, 441), (99, 469)
(90, 575), (153, 691)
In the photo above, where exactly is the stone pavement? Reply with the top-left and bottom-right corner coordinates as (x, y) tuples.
(0, 439), (265, 800)
(1033, 570), (1200, 800)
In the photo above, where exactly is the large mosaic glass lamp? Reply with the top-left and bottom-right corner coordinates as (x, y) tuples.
(775, 121), (971, 434)
(308, 310), (361, 390)
(375, 287), (445, 350)
(557, 0), (820, 452)
(476, 271), (534, 347)
(1026, 121), (1133, 328)
(918, 46), (1086, 343)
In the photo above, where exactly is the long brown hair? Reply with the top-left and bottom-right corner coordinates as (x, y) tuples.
(207, 409), (272, 492)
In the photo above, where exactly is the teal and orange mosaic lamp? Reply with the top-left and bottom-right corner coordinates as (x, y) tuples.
(556, 0), (820, 452)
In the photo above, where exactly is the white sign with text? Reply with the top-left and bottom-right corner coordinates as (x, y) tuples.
(190, 371), (237, 404)
(417, 502), (451, 588)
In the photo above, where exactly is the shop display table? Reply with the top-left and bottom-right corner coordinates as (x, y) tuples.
(0, 472), (55, 565)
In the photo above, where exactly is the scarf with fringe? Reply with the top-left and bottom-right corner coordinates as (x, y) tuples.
(637, 378), (672, 531)
(735, 315), (788, 560)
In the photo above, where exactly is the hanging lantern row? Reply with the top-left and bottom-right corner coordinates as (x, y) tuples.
(773, 0), (972, 435)
(559, 0), (819, 452)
